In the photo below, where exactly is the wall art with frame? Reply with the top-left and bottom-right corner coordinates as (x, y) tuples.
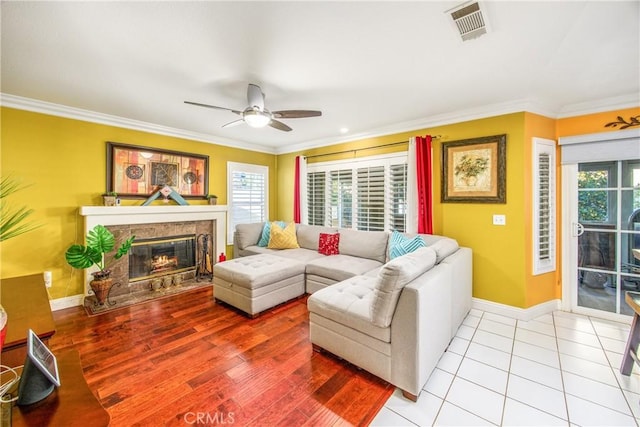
(106, 142), (209, 198)
(441, 134), (506, 203)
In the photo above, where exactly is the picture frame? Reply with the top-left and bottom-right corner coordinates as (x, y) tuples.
(441, 134), (506, 203)
(106, 142), (209, 198)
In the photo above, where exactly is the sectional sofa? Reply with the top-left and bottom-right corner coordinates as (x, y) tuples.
(219, 222), (472, 400)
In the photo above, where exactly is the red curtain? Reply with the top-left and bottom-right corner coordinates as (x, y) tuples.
(416, 135), (433, 234)
(294, 156), (301, 223)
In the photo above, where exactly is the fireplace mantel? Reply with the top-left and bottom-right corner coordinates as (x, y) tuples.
(79, 205), (227, 295)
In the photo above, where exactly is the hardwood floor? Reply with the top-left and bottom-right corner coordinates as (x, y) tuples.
(50, 287), (393, 426)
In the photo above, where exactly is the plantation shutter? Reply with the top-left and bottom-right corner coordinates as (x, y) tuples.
(227, 162), (268, 242)
(356, 166), (385, 231)
(532, 138), (556, 275)
(307, 171), (326, 226)
(389, 163), (408, 232)
(329, 169), (352, 228)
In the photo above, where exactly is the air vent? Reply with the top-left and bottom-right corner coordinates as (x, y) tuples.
(447, 2), (489, 41)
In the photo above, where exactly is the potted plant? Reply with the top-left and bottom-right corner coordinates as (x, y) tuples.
(207, 194), (218, 205)
(102, 192), (118, 206)
(65, 225), (135, 304)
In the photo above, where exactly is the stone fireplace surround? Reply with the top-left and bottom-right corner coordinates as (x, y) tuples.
(80, 205), (227, 300)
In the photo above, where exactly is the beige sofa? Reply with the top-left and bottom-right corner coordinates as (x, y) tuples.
(231, 222), (472, 400)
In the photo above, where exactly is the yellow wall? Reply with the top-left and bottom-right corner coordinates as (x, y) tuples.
(0, 107), (277, 298)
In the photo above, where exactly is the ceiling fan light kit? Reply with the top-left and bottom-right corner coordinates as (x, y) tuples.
(185, 83), (321, 132)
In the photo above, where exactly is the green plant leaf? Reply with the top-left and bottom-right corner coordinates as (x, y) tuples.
(86, 224), (115, 253)
(65, 244), (103, 269)
(115, 235), (136, 260)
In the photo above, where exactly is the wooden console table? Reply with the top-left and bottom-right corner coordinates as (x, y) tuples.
(1, 274), (56, 367)
(10, 350), (110, 426)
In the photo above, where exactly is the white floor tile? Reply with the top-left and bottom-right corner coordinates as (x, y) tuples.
(454, 324), (475, 340)
(465, 342), (511, 371)
(457, 358), (508, 394)
(424, 368), (454, 399)
(384, 389), (442, 427)
(563, 371), (631, 415)
(506, 374), (568, 420)
(436, 350), (463, 375)
(530, 313), (554, 325)
(370, 406), (417, 426)
(463, 314), (481, 328)
(559, 352), (618, 386)
(468, 308), (483, 317)
(483, 312), (517, 327)
(447, 337), (469, 356)
(565, 394), (636, 426)
(502, 398), (568, 426)
(622, 389), (640, 419)
(553, 312), (596, 334)
(557, 338), (609, 365)
(515, 327), (558, 350)
(472, 329), (514, 354)
(478, 318), (516, 339)
(445, 378), (504, 425)
(510, 355), (564, 391)
(512, 340), (560, 369)
(614, 370), (640, 394)
(556, 325), (602, 348)
(434, 402), (495, 426)
(600, 335), (627, 354)
(591, 321), (631, 342)
(516, 318), (557, 337)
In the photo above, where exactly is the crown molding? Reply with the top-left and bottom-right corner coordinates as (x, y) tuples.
(557, 93), (640, 118)
(0, 93), (278, 154)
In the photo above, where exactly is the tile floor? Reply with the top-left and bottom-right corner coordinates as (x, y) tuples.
(370, 309), (640, 426)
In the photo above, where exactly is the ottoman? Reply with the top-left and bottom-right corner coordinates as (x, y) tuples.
(213, 254), (306, 317)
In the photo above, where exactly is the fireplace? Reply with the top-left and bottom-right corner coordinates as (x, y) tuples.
(79, 205), (227, 299)
(129, 234), (196, 282)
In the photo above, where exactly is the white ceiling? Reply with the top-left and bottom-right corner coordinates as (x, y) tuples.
(1, 1), (639, 154)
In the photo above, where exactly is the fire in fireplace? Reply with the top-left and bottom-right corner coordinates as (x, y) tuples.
(129, 234), (196, 282)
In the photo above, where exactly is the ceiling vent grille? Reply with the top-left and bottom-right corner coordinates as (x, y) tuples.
(448, 2), (489, 41)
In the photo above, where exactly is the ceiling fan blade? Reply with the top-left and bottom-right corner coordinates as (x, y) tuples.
(184, 101), (241, 115)
(272, 110), (322, 119)
(269, 119), (292, 132)
(247, 84), (265, 110)
(222, 119), (245, 128)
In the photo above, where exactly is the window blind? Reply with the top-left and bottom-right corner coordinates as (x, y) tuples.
(356, 166), (385, 231)
(307, 171), (326, 226)
(532, 138), (556, 275)
(227, 162), (268, 242)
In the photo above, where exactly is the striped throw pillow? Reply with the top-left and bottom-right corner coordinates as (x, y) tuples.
(389, 231), (426, 260)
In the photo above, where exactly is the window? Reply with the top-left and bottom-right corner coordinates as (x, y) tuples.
(532, 138), (556, 275)
(227, 162), (268, 242)
(306, 153), (408, 232)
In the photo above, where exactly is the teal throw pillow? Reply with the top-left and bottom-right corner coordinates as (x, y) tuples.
(389, 231), (427, 260)
(258, 221), (286, 247)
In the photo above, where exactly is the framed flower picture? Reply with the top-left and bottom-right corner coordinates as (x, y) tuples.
(106, 142), (209, 198)
(441, 134), (506, 203)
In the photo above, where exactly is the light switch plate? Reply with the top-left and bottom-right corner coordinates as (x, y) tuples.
(493, 214), (506, 226)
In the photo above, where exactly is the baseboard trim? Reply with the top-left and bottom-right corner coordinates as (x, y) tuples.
(472, 298), (561, 321)
(50, 294), (84, 311)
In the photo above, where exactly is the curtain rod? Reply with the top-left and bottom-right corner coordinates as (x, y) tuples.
(304, 135), (441, 160)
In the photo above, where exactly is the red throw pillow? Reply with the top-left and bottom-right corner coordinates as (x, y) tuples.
(318, 233), (340, 256)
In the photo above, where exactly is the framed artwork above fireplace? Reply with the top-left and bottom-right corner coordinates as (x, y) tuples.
(106, 142), (209, 198)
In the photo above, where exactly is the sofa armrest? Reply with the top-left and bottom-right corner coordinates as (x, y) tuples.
(440, 247), (473, 338)
(390, 264), (452, 396)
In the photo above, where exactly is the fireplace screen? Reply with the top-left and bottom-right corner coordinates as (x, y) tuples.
(129, 234), (196, 282)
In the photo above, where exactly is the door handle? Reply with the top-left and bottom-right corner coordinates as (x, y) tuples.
(573, 222), (585, 237)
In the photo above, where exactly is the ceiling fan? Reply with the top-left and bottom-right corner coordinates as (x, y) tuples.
(184, 84), (322, 132)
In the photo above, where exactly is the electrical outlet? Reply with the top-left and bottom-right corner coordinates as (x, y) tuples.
(43, 271), (52, 287)
(493, 214), (506, 226)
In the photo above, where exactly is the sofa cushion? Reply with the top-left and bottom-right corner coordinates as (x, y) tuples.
(307, 275), (390, 342)
(306, 255), (383, 282)
(427, 237), (459, 263)
(319, 233), (340, 255)
(372, 247), (437, 327)
(258, 221), (286, 247)
(268, 222), (300, 249)
(339, 229), (388, 263)
(388, 231), (427, 260)
(241, 246), (324, 262)
(296, 224), (338, 250)
(235, 222), (265, 250)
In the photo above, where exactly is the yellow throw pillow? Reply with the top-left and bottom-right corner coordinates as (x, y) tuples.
(267, 222), (300, 249)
